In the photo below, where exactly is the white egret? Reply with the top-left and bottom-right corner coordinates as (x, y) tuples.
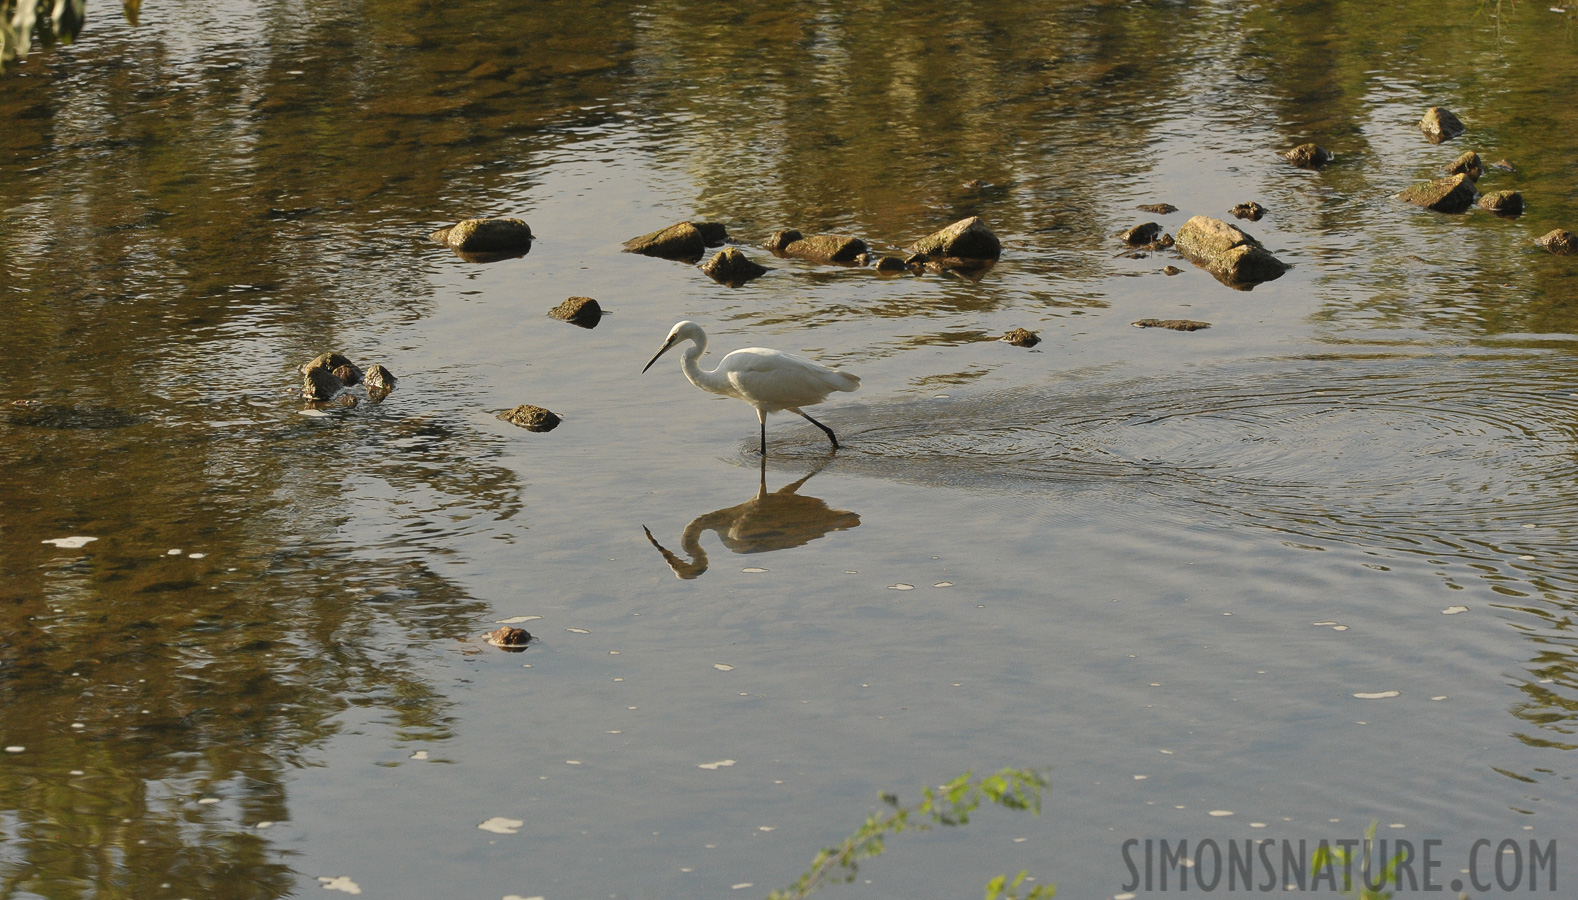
(641, 321), (860, 455)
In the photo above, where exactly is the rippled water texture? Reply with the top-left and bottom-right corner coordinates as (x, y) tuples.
(4, 1), (1578, 898)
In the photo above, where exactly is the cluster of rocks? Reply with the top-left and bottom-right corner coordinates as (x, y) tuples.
(621, 215), (1003, 287)
(299, 353), (397, 407)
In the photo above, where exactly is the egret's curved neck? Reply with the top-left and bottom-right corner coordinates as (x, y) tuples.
(679, 336), (729, 394)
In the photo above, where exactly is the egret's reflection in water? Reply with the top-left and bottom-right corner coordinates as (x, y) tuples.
(643, 458), (860, 579)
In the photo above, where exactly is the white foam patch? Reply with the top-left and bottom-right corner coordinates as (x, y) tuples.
(495, 616), (541, 624)
(298, 409), (330, 417)
(1354, 691), (1401, 699)
(410, 751), (429, 760)
(1442, 606), (1469, 615)
(317, 876), (362, 894)
(503, 896), (546, 900)
(188, 552), (206, 559)
(4, 746), (24, 753)
(699, 760), (736, 770)
(934, 581), (954, 587)
(714, 664), (734, 671)
(742, 567), (768, 573)
(1209, 810), (1233, 817)
(889, 583), (914, 591)
(42, 537), (97, 548)
(479, 817), (524, 835)
(566, 628), (590, 634)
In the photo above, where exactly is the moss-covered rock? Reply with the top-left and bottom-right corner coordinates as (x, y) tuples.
(549, 296), (603, 327)
(1477, 191), (1523, 216)
(1419, 107), (1465, 143)
(1396, 173), (1476, 213)
(1174, 216), (1288, 288)
(700, 247), (768, 285)
(1000, 328), (1041, 347)
(779, 233), (868, 264)
(1536, 229), (1578, 255)
(624, 222), (707, 261)
(430, 217), (533, 252)
(907, 216), (1001, 261)
(1284, 144), (1330, 168)
(1133, 318), (1211, 331)
(1118, 222), (1163, 246)
(500, 405), (561, 431)
(1445, 150), (1483, 181)
(1230, 202), (1266, 222)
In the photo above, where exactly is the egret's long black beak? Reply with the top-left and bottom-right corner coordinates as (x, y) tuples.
(642, 337), (677, 373)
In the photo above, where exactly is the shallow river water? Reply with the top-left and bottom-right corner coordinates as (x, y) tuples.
(4, 1), (1578, 898)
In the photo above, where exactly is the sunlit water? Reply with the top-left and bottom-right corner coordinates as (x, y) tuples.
(4, 1), (1578, 898)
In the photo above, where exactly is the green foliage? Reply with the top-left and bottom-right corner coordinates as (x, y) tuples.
(767, 768), (1053, 900)
(1310, 821), (1404, 900)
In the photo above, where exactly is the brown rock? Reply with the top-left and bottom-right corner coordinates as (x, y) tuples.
(1174, 216), (1288, 288)
(624, 222), (707, 261)
(1536, 230), (1578, 255)
(700, 247), (768, 285)
(331, 363), (363, 387)
(780, 233), (868, 264)
(431, 217), (533, 253)
(487, 627), (532, 650)
(907, 216), (1001, 261)
(1477, 191), (1523, 216)
(1163, 266), (1183, 276)
(1133, 318), (1211, 331)
(301, 367), (345, 400)
(1000, 328), (1041, 348)
(1137, 203), (1177, 215)
(692, 222), (729, 246)
(873, 256), (910, 274)
(1230, 202), (1266, 222)
(549, 296), (603, 327)
(1119, 222), (1163, 246)
(1285, 144), (1331, 168)
(500, 405), (561, 431)
(1396, 173), (1476, 213)
(1445, 151), (1483, 181)
(364, 365), (397, 402)
(764, 229), (802, 253)
(1491, 159), (1516, 172)
(1419, 107), (1465, 143)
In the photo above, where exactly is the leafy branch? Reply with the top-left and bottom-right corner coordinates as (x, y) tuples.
(767, 768), (1054, 900)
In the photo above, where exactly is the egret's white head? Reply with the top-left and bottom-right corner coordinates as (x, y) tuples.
(642, 321), (705, 373)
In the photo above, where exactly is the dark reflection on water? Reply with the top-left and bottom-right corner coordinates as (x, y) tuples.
(643, 457), (859, 579)
(4, 0), (1578, 893)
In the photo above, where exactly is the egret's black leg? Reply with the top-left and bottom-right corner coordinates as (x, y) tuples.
(796, 410), (839, 450)
(758, 409), (767, 456)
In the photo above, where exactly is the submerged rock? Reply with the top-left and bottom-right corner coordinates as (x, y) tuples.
(1419, 106), (1465, 143)
(1284, 143), (1331, 168)
(487, 627), (532, 650)
(873, 256), (910, 274)
(1491, 159), (1516, 172)
(1230, 202), (1266, 222)
(692, 222), (729, 246)
(624, 222), (708, 261)
(1396, 173), (1476, 213)
(549, 296), (603, 327)
(1133, 318), (1211, 331)
(1536, 229), (1578, 255)
(1445, 150), (1483, 181)
(700, 247), (769, 285)
(764, 229), (802, 253)
(364, 365), (398, 402)
(1477, 190), (1523, 216)
(1000, 328), (1041, 348)
(1118, 222), (1163, 246)
(1137, 203), (1177, 215)
(907, 216), (1001, 261)
(1174, 216), (1288, 288)
(430, 217), (533, 253)
(1163, 265), (1183, 276)
(500, 404), (561, 431)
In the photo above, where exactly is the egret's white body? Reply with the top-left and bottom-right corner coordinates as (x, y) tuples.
(642, 321), (860, 454)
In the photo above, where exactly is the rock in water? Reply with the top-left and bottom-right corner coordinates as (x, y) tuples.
(1445, 151), (1483, 181)
(700, 247), (769, 285)
(487, 627), (532, 650)
(300, 352), (357, 400)
(1284, 144), (1331, 168)
(1174, 216), (1288, 288)
(1137, 203), (1177, 214)
(772, 232), (867, 264)
(1396, 173), (1476, 213)
(364, 365), (398, 402)
(1419, 107), (1465, 143)
(1133, 318), (1211, 331)
(500, 405), (561, 431)
(430, 217), (533, 252)
(1000, 328), (1041, 347)
(873, 256), (910, 274)
(1536, 230), (1578, 255)
(1118, 222), (1163, 246)
(1230, 202), (1266, 221)
(549, 296), (603, 327)
(907, 216), (1001, 261)
(1477, 191), (1523, 216)
(624, 222), (708, 261)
